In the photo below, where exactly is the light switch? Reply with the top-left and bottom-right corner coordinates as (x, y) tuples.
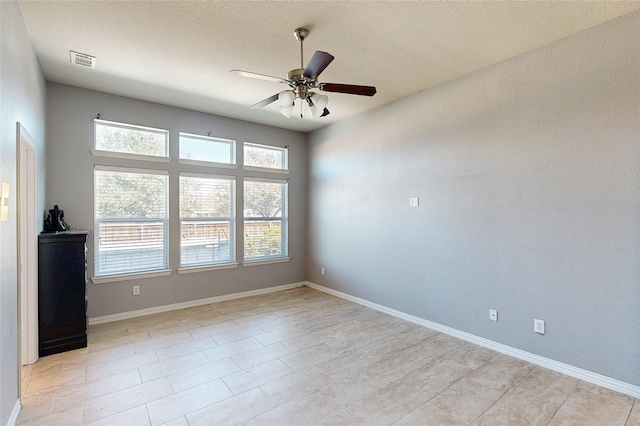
(1, 183), (9, 221)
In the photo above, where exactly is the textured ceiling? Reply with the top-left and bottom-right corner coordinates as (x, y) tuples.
(18, 1), (640, 133)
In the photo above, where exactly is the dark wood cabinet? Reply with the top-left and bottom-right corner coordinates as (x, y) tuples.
(38, 231), (89, 356)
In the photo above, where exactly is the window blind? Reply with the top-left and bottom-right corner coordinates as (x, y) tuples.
(94, 168), (168, 276)
(180, 174), (236, 268)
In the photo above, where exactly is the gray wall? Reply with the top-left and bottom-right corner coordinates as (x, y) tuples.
(0, 0), (47, 423)
(307, 11), (640, 386)
(46, 83), (307, 318)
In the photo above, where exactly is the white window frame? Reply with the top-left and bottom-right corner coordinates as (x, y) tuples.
(92, 119), (170, 162)
(178, 132), (238, 169)
(242, 142), (289, 174)
(92, 165), (171, 282)
(243, 177), (289, 265)
(178, 173), (238, 272)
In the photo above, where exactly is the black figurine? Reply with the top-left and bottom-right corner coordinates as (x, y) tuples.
(46, 205), (68, 232)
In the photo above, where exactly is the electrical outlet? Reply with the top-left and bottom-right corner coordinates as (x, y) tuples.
(534, 319), (545, 334)
(489, 309), (498, 322)
(321, 268), (325, 275)
(409, 197), (419, 207)
(132, 285), (140, 296)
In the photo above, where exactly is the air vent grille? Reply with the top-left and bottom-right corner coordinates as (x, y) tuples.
(70, 51), (96, 69)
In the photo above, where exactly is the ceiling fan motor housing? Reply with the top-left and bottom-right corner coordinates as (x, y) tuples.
(282, 68), (324, 114)
(287, 68), (306, 83)
(288, 68), (317, 96)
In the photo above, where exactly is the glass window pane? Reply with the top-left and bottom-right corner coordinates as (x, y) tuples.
(95, 171), (167, 219)
(244, 143), (287, 170)
(244, 219), (285, 259)
(180, 175), (235, 268)
(94, 169), (168, 276)
(180, 133), (235, 164)
(244, 180), (288, 261)
(95, 120), (168, 157)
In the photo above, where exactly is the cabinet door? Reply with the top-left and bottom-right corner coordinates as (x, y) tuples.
(38, 239), (86, 341)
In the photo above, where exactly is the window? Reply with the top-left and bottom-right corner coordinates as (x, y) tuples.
(179, 133), (236, 166)
(94, 120), (168, 158)
(94, 167), (169, 277)
(244, 179), (288, 261)
(91, 118), (295, 277)
(180, 174), (236, 269)
(243, 143), (288, 172)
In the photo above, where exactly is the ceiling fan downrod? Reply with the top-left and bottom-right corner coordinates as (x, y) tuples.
(294, 28), (309, 70)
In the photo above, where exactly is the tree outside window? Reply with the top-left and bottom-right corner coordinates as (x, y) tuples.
(243, 179), (288, 260)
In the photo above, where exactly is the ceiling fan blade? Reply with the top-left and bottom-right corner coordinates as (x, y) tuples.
(321, 108), (330, 117)
(303, 51), (334, 80)
(229, 70), (288, 84)
(250, 94), (279, 109)
(319, 83), (377, 96)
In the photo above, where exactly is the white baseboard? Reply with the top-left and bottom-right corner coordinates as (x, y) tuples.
(7, 399), (20, 426)
(305, 281), (640, 399)
(89, 282), (305, 325)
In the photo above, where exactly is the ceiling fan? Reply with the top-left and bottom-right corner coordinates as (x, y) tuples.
(229, 28), (376, 119)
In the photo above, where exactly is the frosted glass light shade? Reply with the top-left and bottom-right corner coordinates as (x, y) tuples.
(278, 104), (294, 118)
(309, 93), (329, 119)
(277, 90), (296, 118)
(311, 93), (328, 110)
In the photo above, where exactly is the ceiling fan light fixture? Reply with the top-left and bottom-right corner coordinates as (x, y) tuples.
(278, 104), (294, 118)
(310, 93), (328, 110)
(308, 93), (329, 119)
(278, 90), (295, 105)
(277, 90), (296, 118)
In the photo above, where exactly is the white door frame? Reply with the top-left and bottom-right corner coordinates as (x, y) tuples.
(17, 122), (39, 366)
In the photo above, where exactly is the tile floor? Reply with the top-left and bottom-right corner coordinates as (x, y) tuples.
(17, 286), (639, 425)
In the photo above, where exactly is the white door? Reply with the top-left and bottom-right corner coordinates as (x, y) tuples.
(18, 123), (38, 366)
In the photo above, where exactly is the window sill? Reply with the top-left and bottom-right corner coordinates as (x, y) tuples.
(92, 149), (171, 163)
(242, 257), (290, 267)
(242, 165), (289, 175)
(178, 263), (239, 274)
(92, 269), (173, 284)
(178, 159), (238, 169)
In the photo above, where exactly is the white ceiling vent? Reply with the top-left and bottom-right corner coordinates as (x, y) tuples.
(69, 51), (96, 69)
